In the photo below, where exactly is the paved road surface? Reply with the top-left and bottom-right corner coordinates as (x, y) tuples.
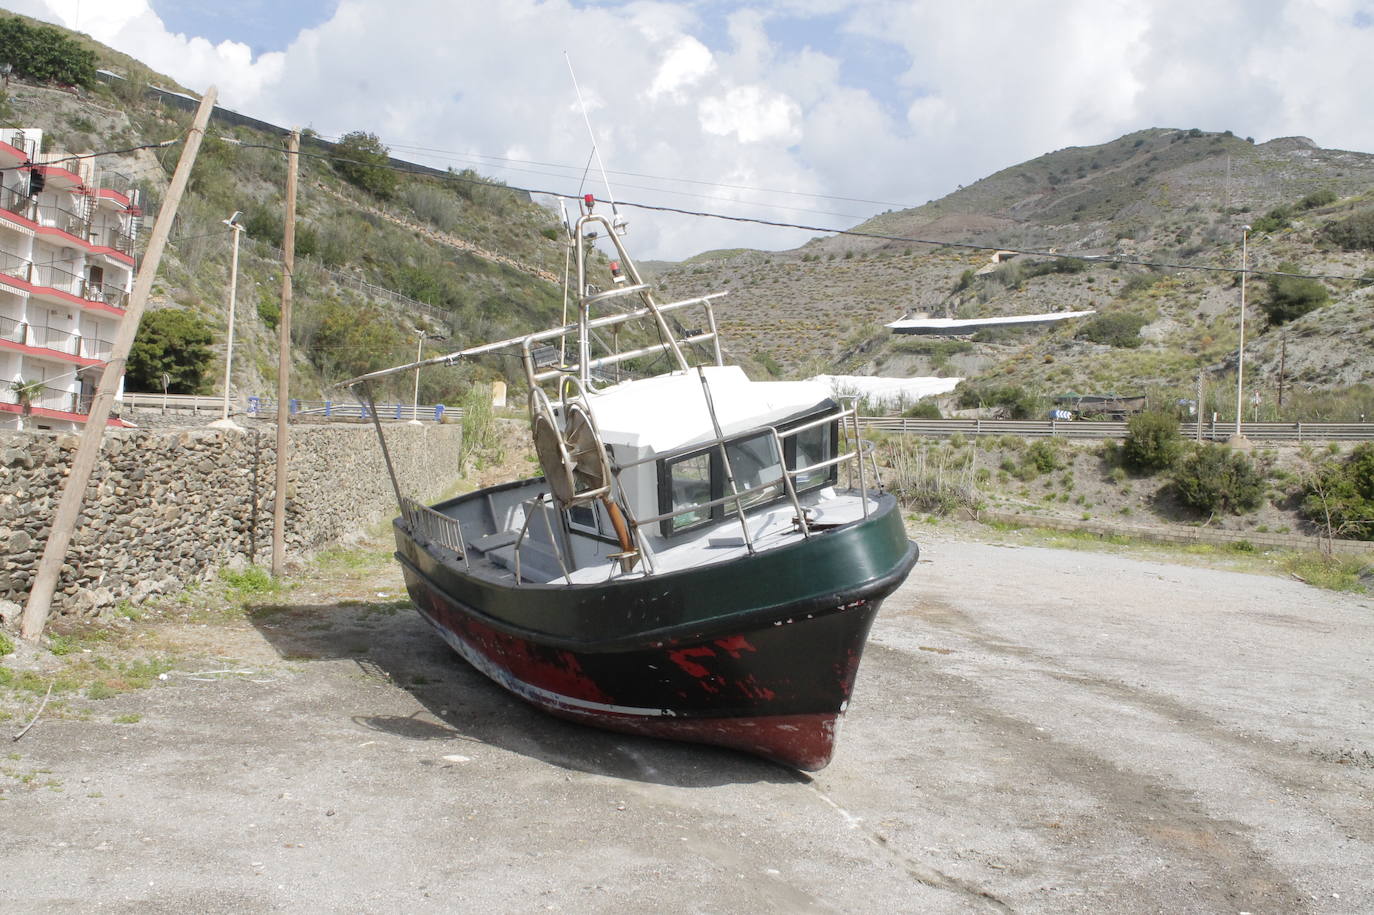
(2, 538), (1371, 912)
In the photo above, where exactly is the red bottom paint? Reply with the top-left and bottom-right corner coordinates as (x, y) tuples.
(547, 707), (841, 771)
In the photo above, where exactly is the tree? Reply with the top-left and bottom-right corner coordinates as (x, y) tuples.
(0, 16), (97, 86)
(1261, 260), (1328, 326)
(126, 308), (214, 393)
(1122, 410), (1181, 472)
(333, 130), (397, 198)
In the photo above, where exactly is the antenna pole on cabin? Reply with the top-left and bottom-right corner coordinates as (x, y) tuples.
(20, 88), (219, 642)
(272, 129), (299, 578)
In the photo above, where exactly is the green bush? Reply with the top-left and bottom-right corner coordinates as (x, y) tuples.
(1261, 260), (1328, 325)
(1319, 208), (1374, 251)
(1302, 443), (1374, 540)
(1122, 410), (1181, 472)
(0, 16), (97, 86)
(333, 130), (398, 199)
(1298, 189), (1337, 210)
(956, 382), (1047, 419)
(127, 308), (214, 393)
(1251, 205), (1292, 235)
(1023, 440), (1060, 475)
(1172, 445), (1265, 515)
(0, 631), (13, 657)
(903, 400), (942, 419)
(1078, 312), (1148, 348)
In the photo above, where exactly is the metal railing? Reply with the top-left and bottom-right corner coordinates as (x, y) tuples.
(0, 381), (87, 415)
(400, 496), (467, 560)
(0, 250), (130, 309)
(0, 312), (111, 361)
(857, 416), (1374, 443)
(0, 185), (137, 255)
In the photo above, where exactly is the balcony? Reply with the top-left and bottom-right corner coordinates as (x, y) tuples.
(0, 250), (128, 311)
(0, 313), (114, 362)
(0, 379), (91, 416)
(0, 183), (137, 256)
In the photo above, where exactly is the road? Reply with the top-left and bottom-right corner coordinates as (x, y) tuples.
(2, 535), (1371, 912)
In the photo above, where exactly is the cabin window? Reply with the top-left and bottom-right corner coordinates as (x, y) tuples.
(787, 421), (836, 492)
(664, 451), (713, 533)
(723, 432), (783, 514)
(567, 503), (599, 534)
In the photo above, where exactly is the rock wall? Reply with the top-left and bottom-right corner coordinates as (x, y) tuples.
(0, 423), (462, 619)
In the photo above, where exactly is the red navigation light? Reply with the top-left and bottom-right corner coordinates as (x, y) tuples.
(609, 260), (621, 274)
(584, 193), (595, 209)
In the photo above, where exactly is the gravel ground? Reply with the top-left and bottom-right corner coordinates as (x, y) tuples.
(2, 530), (1371, 913)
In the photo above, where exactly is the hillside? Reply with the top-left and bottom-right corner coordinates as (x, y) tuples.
(1, 17), (570, 404)
(653, 129), (1374, 421)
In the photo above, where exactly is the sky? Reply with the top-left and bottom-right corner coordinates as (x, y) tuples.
(7, 0), (1374, 260)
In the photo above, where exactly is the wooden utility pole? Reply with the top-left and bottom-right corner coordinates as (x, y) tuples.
(271, 130), (299, 578)
(1278, 333), (1288, 410)
(21, 88), (218, 641)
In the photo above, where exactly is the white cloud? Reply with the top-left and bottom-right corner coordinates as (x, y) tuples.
(646, 36), (714, 102)
(7, 0), (1374, 260)
(699, 85), (802, 144)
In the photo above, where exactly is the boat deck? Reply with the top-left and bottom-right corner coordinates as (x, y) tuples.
(421, 479), (878, 587)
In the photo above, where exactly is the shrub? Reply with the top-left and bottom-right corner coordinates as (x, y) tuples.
(1172, 445), (1265, 515)
(903, 400), (942, 419)
(0, 631), (13, 657)
(333, 130), (398, 198)
(1261, 260), (1328, 325)
(1078, 312), (1148, 348)
(1251, 205), (1292, 235)
(1301, 443), (1374, 541)
(1122, 410), (1181, 472)
(956, 382), (1047, 420)
(1298, 189), (1337, 210)
(1023, 440), (1060, 475)
(127, 308), (214, 393)
(0, 15), (97, 86)
(1319, 208), (1374, 251)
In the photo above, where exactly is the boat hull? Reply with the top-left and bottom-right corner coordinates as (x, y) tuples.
(395, 492), (916, 770)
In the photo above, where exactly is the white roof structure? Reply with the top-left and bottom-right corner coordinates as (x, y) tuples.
(588, 366), (833, 454)
(887, 309), (1096, 335)
(810, 375), (962, 408)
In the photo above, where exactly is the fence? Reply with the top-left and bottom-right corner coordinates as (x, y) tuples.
(858, 417), (1374, 443)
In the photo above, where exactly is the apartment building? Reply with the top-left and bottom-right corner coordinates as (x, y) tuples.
(0, 127), (140, 431)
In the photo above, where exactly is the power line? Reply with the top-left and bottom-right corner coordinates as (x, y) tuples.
(0, 139), (182, 172)
(251, 142), (1370, 285)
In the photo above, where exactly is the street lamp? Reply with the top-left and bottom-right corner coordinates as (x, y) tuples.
(410, 330), (426, 425)
(1234, 225), (1251, 439)
(210, 212), (244, 430)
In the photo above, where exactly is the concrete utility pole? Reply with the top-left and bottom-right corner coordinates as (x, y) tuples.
(272, 130), (299, 578)
(211, 211), (244, 428)
(409, 330), (425, 425)
(21, 88), (218, 641)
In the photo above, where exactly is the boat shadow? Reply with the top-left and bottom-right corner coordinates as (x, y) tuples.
(246, 596), (806, 787)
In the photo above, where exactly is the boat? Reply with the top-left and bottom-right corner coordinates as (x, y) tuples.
(347, 195), (918, 770)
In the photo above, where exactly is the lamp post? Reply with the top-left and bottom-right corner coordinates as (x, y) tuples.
(211, 212), (244, 429)
(410, 330), (426, 425)
(1234, 225), (1250, 439)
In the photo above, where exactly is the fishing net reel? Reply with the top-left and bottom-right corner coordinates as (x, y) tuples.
(530, 387), (612, 507)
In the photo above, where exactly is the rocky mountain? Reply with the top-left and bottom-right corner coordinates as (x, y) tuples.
(653, 128), (1374, 421)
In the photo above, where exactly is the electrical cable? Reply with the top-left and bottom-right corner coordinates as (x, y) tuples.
(232, 141), (1373, 286)
(0, 139), (182, 172)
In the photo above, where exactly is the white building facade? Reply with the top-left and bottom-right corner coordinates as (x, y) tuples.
(0, 127), (139, 432)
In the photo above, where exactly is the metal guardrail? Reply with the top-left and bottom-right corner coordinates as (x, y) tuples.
(858, 417), (1374, 442)
(120, 392), (462, 424)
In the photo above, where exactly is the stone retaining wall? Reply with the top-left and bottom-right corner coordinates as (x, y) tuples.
(0, 423), (462, 620)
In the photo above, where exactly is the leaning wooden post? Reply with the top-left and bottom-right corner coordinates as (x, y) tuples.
(21, 88), (218, 641)
(271, 129), (299, 578)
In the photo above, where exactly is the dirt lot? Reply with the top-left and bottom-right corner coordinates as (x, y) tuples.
(2, 527), (1371, 913)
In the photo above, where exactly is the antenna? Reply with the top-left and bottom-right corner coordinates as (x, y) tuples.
(564, 52), (622, 227)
